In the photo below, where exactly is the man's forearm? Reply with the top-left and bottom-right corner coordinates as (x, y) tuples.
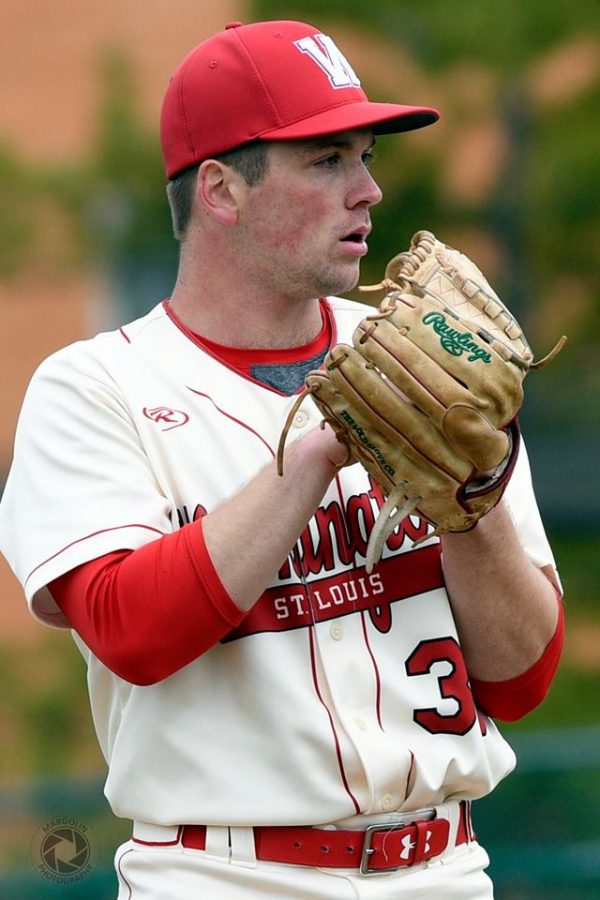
(441, 501), (560, 681)
(202, 425), (346, 612)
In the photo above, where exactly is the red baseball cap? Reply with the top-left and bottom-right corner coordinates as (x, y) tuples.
(160, 20), (439, 179)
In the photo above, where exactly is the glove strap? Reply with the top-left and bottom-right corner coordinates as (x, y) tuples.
(365, 488), (421, 574)
(462, 419), (521, 499)
(276, 388), (313, 476)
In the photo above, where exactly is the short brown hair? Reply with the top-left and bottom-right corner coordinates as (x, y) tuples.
(166, 140), (269, 241)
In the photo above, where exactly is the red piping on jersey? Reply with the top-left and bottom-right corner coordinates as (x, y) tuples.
(117, 847), (134, 899)
(308, 628), (361, 815)
(404, 752), (416, 803)
(332, 470), (385, 731)
(119, 326), (131, 344)
(186, 387), (275, 459)
(24, 523), (165, 592)
(466, 801), (475, 842)
(360, 612), (384, 731)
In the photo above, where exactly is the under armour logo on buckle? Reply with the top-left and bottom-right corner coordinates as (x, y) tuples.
(294, 34), (361, 89)
(400, 829), (432, 861)
(400, 834), (416, 860)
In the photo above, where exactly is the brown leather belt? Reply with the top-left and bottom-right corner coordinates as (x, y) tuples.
(176, 800), (471, 874)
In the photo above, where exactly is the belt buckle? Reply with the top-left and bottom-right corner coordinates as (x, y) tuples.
(359, 809), (436, 876)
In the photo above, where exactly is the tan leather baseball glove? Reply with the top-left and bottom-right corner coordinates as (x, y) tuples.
(278, 230), (565, 572)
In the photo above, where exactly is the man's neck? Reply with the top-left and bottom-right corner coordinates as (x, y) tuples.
(168, 259), (325, 350)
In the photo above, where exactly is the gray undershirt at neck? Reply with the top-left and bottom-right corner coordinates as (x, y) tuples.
(250, 348), (328, 396)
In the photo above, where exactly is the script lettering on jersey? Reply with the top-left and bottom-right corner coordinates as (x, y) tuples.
(294, 34), (361, 89)
(175, 478), (438, 643)
(277, 477), (428, 580)
(224, 544), (443, 641)
(422, 312), (492, 363)
(174, 477), (429, 579)
(215, 477), (438, 642)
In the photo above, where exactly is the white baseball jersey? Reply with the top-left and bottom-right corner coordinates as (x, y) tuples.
(0, 297), (557, 827)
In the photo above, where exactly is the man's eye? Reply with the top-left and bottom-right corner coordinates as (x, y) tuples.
(362, 150), (376, 167)
(318, 154), (341, 168)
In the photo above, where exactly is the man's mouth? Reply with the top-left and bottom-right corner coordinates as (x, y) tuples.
(340, 227), (370, 254)
(341, 227), (370, 244)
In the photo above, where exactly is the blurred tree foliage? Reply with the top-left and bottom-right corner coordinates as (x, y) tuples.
(0, 49), (177, 312)
(0, 1), (598, 431)
(256, 0), (599, 69)
(0, 149), (39, 277)
(88, 51), (175, 261)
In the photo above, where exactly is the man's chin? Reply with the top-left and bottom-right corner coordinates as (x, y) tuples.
(319, 266), (361, 297)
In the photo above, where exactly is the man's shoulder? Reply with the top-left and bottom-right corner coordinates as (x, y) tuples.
(34, 302), (169, 376)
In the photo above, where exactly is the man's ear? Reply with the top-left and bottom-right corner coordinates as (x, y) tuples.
(196, 160), (244, 224)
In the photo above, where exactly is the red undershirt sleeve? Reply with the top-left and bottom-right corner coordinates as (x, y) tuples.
(47, 519), (246, 686)
(470, 595), (565, 722)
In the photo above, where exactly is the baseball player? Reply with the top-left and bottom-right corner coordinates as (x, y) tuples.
(0, 20), (563, 899)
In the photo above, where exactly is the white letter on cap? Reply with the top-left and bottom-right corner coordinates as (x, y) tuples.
(294, 34), (361, 89)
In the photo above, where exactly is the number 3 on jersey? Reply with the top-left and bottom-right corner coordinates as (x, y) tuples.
(406, 637), (487, 736)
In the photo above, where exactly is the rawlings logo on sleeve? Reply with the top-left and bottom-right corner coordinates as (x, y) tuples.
(340, 410), (395, 476)
(422, 311), (492, 363)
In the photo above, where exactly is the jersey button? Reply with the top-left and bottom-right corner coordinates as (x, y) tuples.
(330, 624), (343, 641)
(292, 410), (309, 428)
(354, 718), (367, 732)
(381, 794), (394, 811)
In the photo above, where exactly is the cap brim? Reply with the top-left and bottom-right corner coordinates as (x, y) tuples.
(258, 101), (439, 141)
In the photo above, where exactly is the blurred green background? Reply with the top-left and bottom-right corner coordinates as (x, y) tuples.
(1, 0), (599, 897)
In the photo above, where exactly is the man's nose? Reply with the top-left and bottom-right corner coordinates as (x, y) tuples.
(348, 167), (383, 208)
